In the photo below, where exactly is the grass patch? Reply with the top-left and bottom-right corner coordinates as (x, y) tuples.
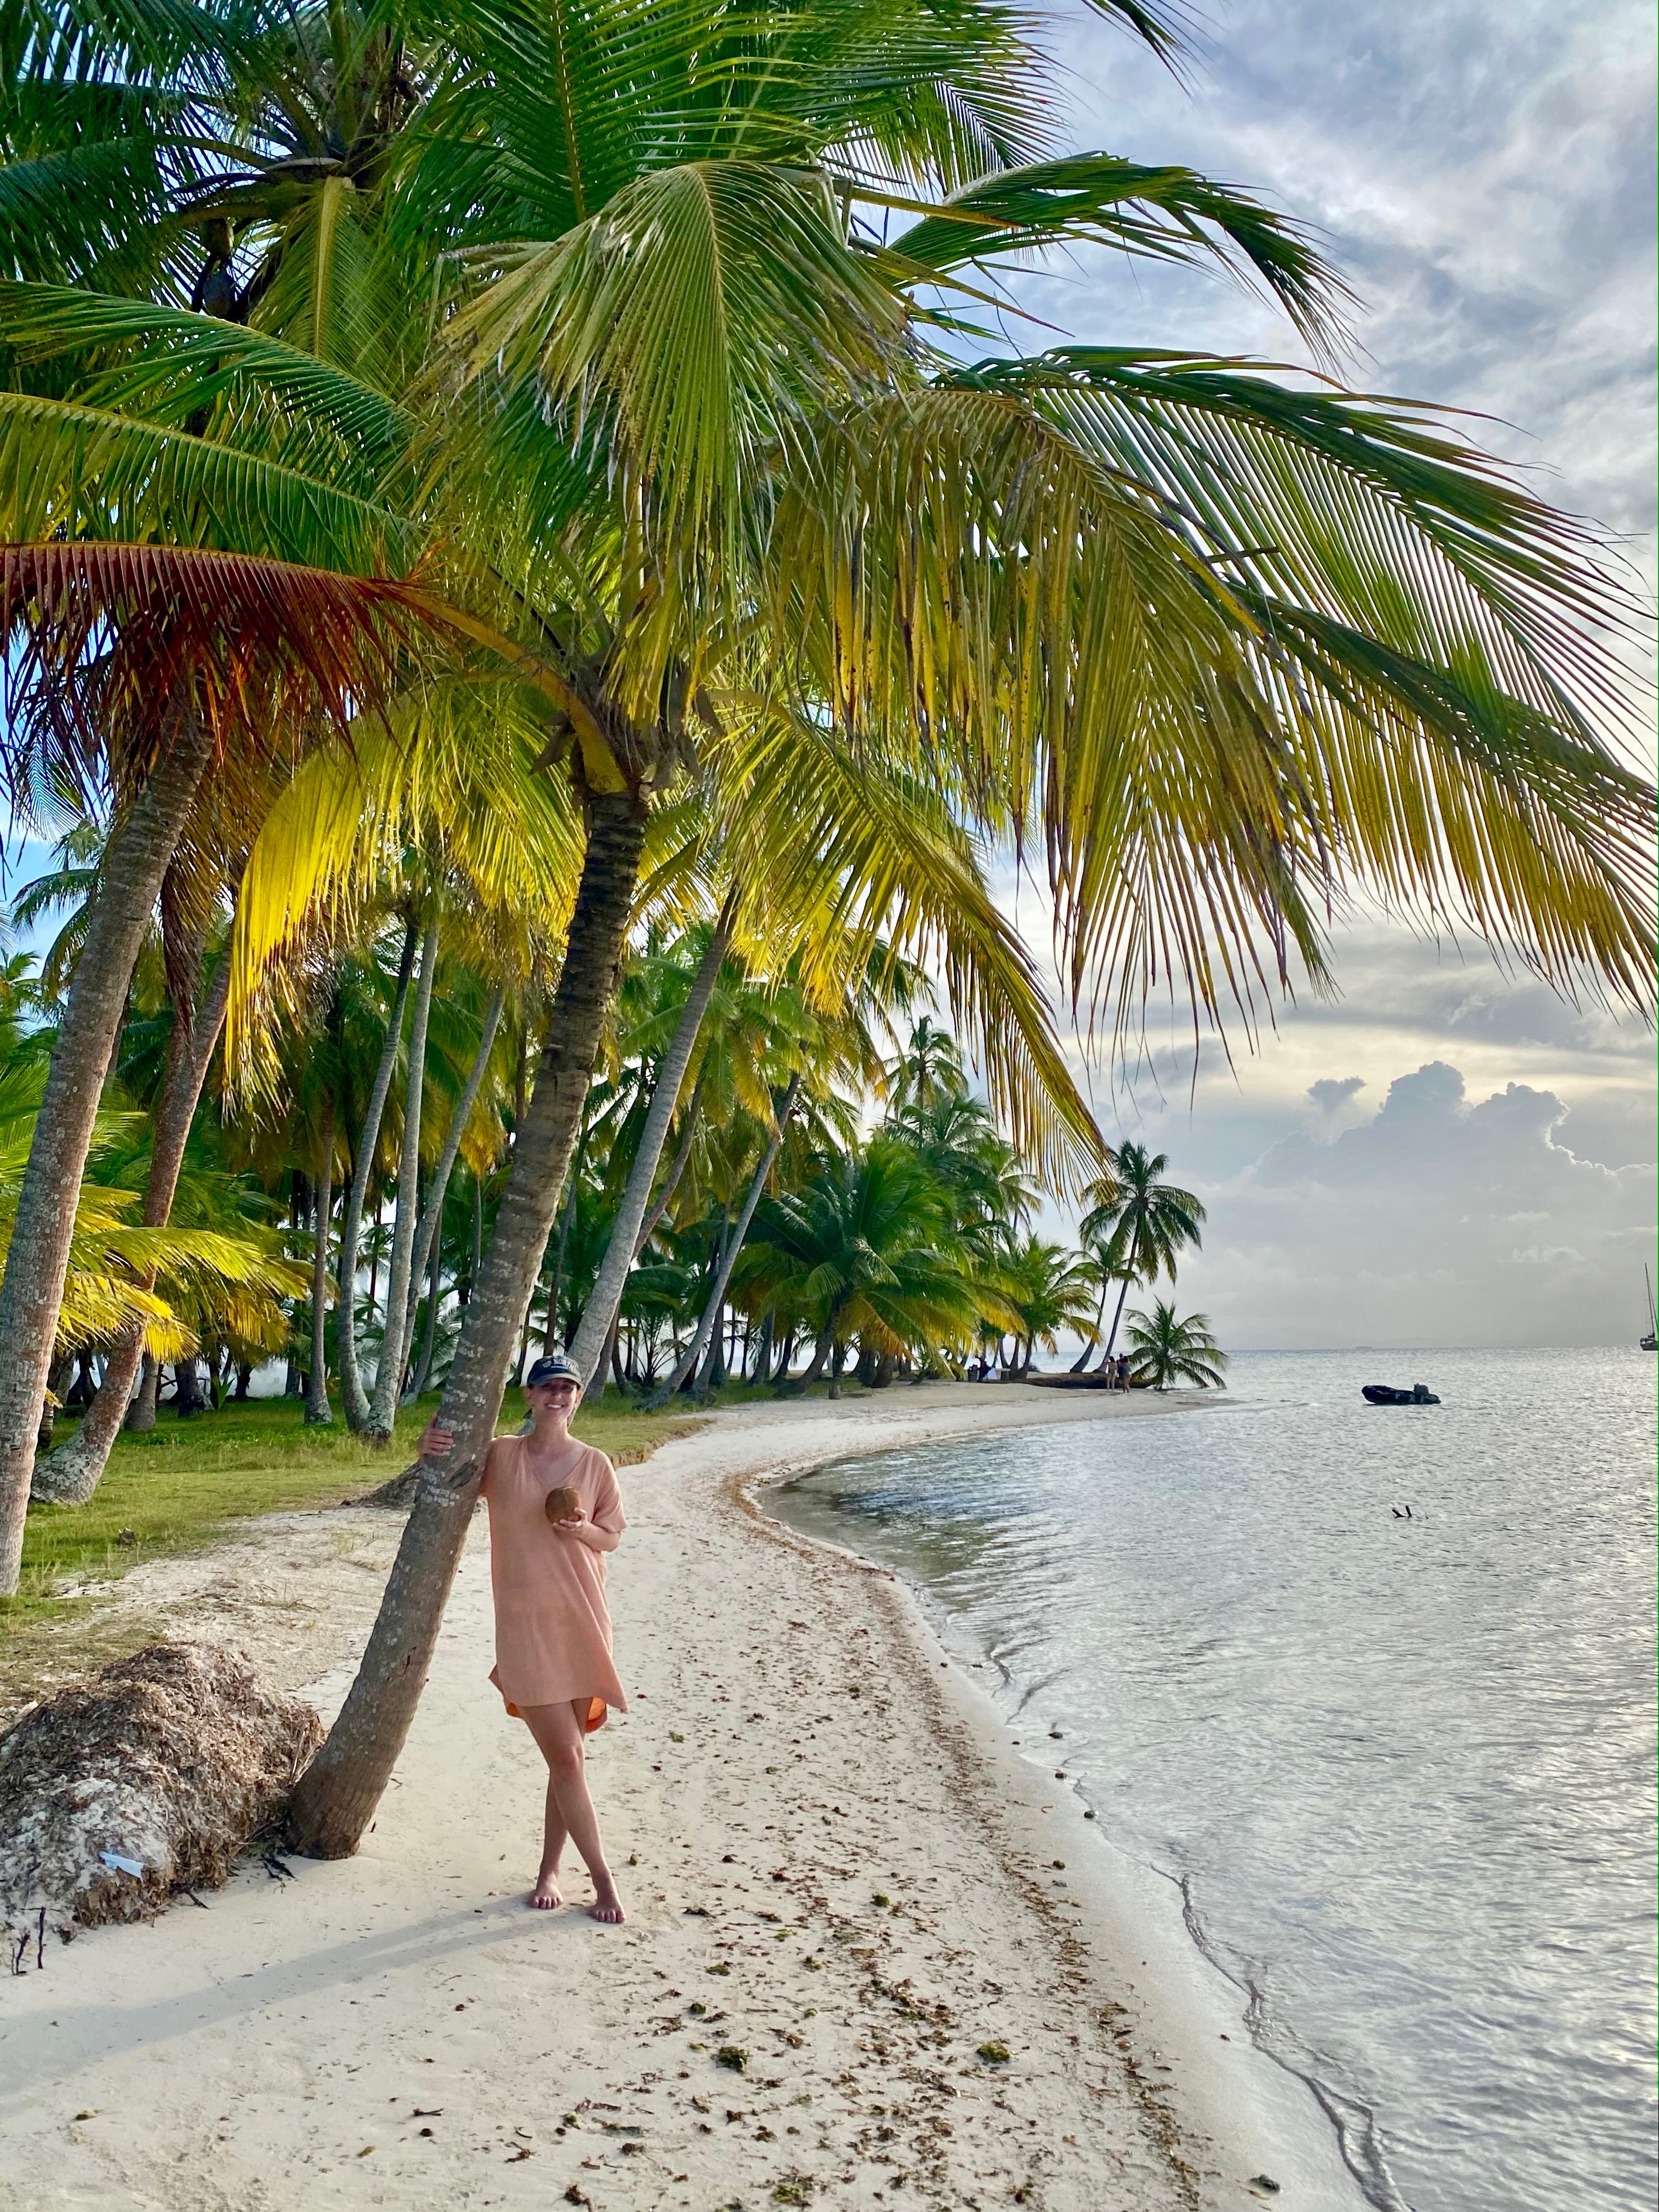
(7, 1393), (698, 1639)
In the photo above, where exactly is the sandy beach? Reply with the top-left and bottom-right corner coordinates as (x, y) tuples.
(0, 1383), (1354, 2211)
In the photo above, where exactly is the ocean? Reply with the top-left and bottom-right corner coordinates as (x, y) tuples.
(771, 1348), (1657, 2212)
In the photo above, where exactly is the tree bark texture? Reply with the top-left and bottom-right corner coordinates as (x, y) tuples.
(284, 788), (648, 1857)
(305, 1096), (338, 1427)
(396, 984), (504, 1391)
(566, 900), (733, 1386)
(337, 919), (418, 1432)
(369, 916), (439, 1438)
(32, 933), (234, 1503)
(0, 715), (214, 1591)
(129, 1352), (160, 1431)
(408, 1228), (443, 1399)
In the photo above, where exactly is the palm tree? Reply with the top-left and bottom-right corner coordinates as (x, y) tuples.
(15, 0), (1653, 1848)
(1081, 1143), (1206, 1367)
(994, 1235), (1101, 1378)
(885, 1019), (969, 1115)
(1124, 1301), (1227, 1391)
(743, 1139), (1003, 1395)
(0, 548), (454, 1592)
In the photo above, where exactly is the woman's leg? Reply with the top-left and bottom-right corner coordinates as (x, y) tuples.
(519, 1701), (626, 1923)
(530, 1775), (569, 1909)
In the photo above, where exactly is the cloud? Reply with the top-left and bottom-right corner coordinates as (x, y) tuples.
(1169, 1060), (1656, 1346)
(1307, 1076), (1366, 1114)
(1036, 0), (1657, 559)
(990, 11), (1658, 1346)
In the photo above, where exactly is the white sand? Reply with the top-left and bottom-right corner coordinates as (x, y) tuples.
(0, 1384), (1361, 2211)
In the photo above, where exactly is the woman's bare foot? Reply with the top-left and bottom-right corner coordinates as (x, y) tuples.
(588, 1874), (626, 1925)
(530, 1864), (564, 1910)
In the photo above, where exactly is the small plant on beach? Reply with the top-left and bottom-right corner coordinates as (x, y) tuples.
(716, 2044), (749, 2073)
(977, 2041), (1012, 2064)
(773, 2175), (815, 2206)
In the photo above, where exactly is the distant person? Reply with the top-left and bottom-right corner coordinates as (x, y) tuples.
(1117, 1352), (1132, 1392)
(417, 1352), (628, 1922)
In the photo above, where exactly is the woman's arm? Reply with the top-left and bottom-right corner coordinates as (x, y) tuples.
(551, 1514), (622, 1555)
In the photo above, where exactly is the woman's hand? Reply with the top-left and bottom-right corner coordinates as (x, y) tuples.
(416, 1420), (455, 1459)
(548, 1507), (588, 1537)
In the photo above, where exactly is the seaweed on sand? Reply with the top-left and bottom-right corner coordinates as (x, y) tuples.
(0, 1642), (322, 1942)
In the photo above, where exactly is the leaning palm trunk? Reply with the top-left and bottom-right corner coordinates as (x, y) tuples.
(395, 983), (506, 1394)
(0, 714), (216, 1593)
(649, 1073), (801, 1406)
(285, 788), (649, 1858)
(31, 937), (235, 1503)
(367, 918), (439, 1438)
(1071, 1276), (1109, 1372)
(407, 1233), (444, 1399)
(566, 898), (734, 1385)
(305, 1097), (338, 1427)
(337, 919), (419, 1431)
(1099, 1252), (1138, 1366)
(636, 1064), (705, 1253)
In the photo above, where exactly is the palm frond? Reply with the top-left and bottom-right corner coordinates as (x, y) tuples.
(872, 156), (1349, 356)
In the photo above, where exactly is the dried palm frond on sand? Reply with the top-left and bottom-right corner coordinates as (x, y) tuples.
(0, 1643), (321, 1942)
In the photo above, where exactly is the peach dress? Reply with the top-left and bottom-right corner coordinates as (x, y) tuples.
(479, 1435), (628, 1732)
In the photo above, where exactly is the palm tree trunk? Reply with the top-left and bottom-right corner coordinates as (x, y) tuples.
(647, 1073), (801, 1408)
(542, 1176), (577, 1355)
(285, 786), (649, 1859)
(337, 918), (419, 1432)
(1100, 1258), (1136, 1364)
(566, 898), (734, 1383)
(1071, 1276), (1108, 1372)
(305, 1097), (338, 1427)
(637, 1064), (706, 1253)
(795, 1333), (834, 1387)
(0, 712), (215, 1592)
(368, 916), (439, 1438)
(129, 1354), (160, 1431)
(32, 930), (235, 1503)
(396, 984), (505, 1390)
(408, 1228), (444, 1399)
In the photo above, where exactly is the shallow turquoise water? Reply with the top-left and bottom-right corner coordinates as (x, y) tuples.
(774, 1348), (1657, 2212)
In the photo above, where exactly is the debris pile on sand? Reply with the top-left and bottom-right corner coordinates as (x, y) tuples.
(0, 1642), (322, 1940)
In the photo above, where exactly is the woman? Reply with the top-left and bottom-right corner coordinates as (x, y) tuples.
(417, 1352), (627, 1922)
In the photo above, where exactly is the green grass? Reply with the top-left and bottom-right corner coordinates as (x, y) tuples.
(8, 1392), (698, 1636)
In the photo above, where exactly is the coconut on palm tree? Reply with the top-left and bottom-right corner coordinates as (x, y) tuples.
(1124, 1301), (1227, 1391)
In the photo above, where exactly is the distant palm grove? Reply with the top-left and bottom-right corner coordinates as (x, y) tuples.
(0, 0), (1647, 1851)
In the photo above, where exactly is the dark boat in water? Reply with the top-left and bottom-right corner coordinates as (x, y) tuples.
(1362, 1382), (1440, 1406)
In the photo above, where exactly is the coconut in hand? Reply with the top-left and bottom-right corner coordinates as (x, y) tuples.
(543, 1484), (582, 1524)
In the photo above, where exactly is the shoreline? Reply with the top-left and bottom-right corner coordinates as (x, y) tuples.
(1, 1382), (1356, 2211)
(744, 1395), (1372, 2212)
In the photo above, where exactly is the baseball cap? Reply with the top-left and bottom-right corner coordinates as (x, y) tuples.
(525, 1353), (581, 1387)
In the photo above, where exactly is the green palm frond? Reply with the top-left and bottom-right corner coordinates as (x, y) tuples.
(870, 156), (1348, 355)
(442, 159), (905, 545)
(0, 281), (411, 459)
(712, 702), (1109, 1190)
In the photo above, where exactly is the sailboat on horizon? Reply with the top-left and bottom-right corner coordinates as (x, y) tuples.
(1642, 1268), (1657, 1352)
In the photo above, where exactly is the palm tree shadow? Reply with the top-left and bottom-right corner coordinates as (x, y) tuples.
(0, 1881), (593, 2105)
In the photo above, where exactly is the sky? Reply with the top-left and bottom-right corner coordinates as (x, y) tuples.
(1004, 0), (1657, 1349)
(3, 2), (1651, 1356)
